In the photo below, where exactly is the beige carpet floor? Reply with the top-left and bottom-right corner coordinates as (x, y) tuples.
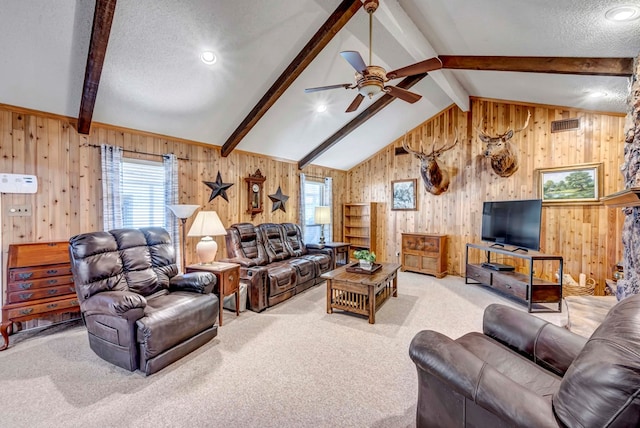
(0, 272), (566, 428)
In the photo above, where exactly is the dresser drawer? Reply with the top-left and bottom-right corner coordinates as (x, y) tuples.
(466, 264), (492, 284)
(9, 264), (72, 282)
(5, 296), (79, 319)
(7, 284), (76, 304)
(402, 235), (441, 252)
(8, 274), (74, 292)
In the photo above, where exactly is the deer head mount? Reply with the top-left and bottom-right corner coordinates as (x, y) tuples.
(402, 131), (458, 195)
(477, 110), (531, 177)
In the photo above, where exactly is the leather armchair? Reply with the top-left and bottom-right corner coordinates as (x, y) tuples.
(69, 227), (219, 375)
(409, 294), (640, 427)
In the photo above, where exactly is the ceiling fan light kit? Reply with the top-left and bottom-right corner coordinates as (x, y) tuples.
(305, 0), (439, 113)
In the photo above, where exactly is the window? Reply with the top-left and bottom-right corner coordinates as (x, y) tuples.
(121, 159), (166, 228)
(303, 178), (332, 244)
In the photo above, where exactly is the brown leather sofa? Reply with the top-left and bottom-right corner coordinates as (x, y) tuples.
(68, 227), (219, 375)
(222, 222), (333, 312)
(409, 294), (640, 427)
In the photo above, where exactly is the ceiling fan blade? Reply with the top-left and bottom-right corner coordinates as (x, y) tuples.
(304, 83), (353, 93)
(385, 86), (422, 104)
(386, 57), (443, 80)
(345, 94), (365, 112)
(340, 51), (367, 74)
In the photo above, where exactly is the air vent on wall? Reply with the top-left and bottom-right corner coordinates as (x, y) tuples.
(551, 118), (580, 133)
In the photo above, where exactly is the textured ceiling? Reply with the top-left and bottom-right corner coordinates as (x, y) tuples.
(0, 0), (638, 170)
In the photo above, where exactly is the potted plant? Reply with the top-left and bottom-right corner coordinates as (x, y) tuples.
(353, 249), (376, 270)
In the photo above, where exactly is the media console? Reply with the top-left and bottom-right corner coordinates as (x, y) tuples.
(465, 243), (563, 313)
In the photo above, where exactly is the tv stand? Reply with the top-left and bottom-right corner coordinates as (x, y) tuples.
(465, 243), (563, 313)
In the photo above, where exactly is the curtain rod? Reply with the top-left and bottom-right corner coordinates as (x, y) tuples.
(82, 143), (189, 161)
(303, 174), (327, 180)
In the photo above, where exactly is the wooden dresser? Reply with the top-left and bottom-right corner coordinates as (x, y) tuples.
(401, 233), (447, 278)
(1, 241), (80, 351)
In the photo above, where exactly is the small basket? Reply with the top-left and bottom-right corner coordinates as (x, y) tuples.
(563, 282), (595, 297)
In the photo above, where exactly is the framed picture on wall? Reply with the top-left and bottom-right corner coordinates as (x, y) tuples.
(391, 179), (417, 211)
(535, 162), (603, 205)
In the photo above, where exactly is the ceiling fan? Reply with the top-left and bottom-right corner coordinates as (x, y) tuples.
(304, 0), (443, 113)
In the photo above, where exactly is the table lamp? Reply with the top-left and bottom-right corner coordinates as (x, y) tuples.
(314, 206), (331, 245)
(187, 211), (227, 264)
(167, 204), (200, 270)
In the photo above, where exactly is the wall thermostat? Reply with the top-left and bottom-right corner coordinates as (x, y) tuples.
(0, 173), (38, 194)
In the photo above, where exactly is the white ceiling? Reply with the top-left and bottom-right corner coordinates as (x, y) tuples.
(0, 0), (638, 170)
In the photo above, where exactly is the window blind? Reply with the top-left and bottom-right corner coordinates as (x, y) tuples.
(121, 159), (166, 228)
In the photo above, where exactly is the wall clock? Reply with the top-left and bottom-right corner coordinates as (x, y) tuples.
(245, 169), (266, 219)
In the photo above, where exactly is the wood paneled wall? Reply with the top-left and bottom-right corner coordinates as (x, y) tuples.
(347, 98), (626, 294)
(0, 105), (346, 308)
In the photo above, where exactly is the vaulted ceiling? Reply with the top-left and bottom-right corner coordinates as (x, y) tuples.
(1, 0), (638, 170)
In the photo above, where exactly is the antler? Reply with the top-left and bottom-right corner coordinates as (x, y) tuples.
(402, 132), (426, 158)
(513, 110), (531, 133)
(475, 117), (490, 139)
(433, 129), (459, 157)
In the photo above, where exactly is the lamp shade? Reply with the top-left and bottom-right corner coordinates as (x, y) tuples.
(314, 206), (331, 225)
(187, 211), (227, 264)
(167, 204), (199, 219)
(187, 211), (227, 237)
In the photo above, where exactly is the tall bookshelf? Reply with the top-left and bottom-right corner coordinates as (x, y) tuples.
(343, 202), (380, 261)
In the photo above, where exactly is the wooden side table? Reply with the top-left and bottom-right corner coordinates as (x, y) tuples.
(323, 242), (351, 269)
(186, 262), (240, 326)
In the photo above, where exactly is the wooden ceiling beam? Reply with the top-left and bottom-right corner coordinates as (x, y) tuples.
(439, 56), (634, 77)
(298, 73), (427, 169)
(77, 0), (117, 135)
(220, 0), (362, 157)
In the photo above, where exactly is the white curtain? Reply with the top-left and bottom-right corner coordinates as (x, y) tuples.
(299, 173), (307, 229)
(163, 154), (181, 269)
(100, 144), (123, 231)
(324, 176), (333, 242)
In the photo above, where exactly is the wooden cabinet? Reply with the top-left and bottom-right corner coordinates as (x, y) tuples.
(343, 202), (380, 261)
(1, 241), (80, 350)
(401, 233), (447, 278)
(465, 243), (563, 313)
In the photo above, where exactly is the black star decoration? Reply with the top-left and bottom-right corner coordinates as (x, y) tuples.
(269, 186), (289, 213)
(203, 171), (233, 202)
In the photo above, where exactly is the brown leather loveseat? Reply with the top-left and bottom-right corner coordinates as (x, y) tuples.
(409, 294), (640, 427)
(68, 227), (219, 375)
(222, 222), (333, 312)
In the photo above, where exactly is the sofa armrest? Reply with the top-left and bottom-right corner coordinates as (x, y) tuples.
(221, 256), (258, 268)
(81, 291), (146, 321)
(483, 304), (587, 375)
(409, 330), (560, 427)
(170, 272), (216, 294)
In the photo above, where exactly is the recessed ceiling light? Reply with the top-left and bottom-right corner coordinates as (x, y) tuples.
(200, 51), (217, 65)
(605, 5), (640, 21)
(316, 104), (327, 113)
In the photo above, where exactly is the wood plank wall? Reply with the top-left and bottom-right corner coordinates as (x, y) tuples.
(0, 105), (346, 327)
(347, 98), (626, 295)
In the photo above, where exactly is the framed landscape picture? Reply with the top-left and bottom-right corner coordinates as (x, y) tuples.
(535, 162), (603, 205)
(391, 179), (417, 211)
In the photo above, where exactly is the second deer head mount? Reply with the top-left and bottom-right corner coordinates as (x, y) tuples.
(477, 110), (531, 178)
(403, 131), (458, 196)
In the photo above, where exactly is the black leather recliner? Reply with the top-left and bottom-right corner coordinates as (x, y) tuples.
(68, 227), (219, 375)
(409, 294), (640, 427)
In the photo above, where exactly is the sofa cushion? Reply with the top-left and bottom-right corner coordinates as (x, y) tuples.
(136, 291), (218, 360)
(281, 223), (308, 256)
(141, 227), (179, 286)
(68, 231), (128, 301)
(111, 228), (166, 296)
(225, 223), (267, 265)
(554, 293), (640, 427)
(264, 262), (296, 296)
(458, 332), (562, 400)
(258, 223), (290, 263)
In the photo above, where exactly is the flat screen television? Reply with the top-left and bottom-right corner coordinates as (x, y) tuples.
(481, 199), (542, 251)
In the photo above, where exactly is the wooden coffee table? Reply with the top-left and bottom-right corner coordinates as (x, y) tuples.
(322, 262), (401, 324)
